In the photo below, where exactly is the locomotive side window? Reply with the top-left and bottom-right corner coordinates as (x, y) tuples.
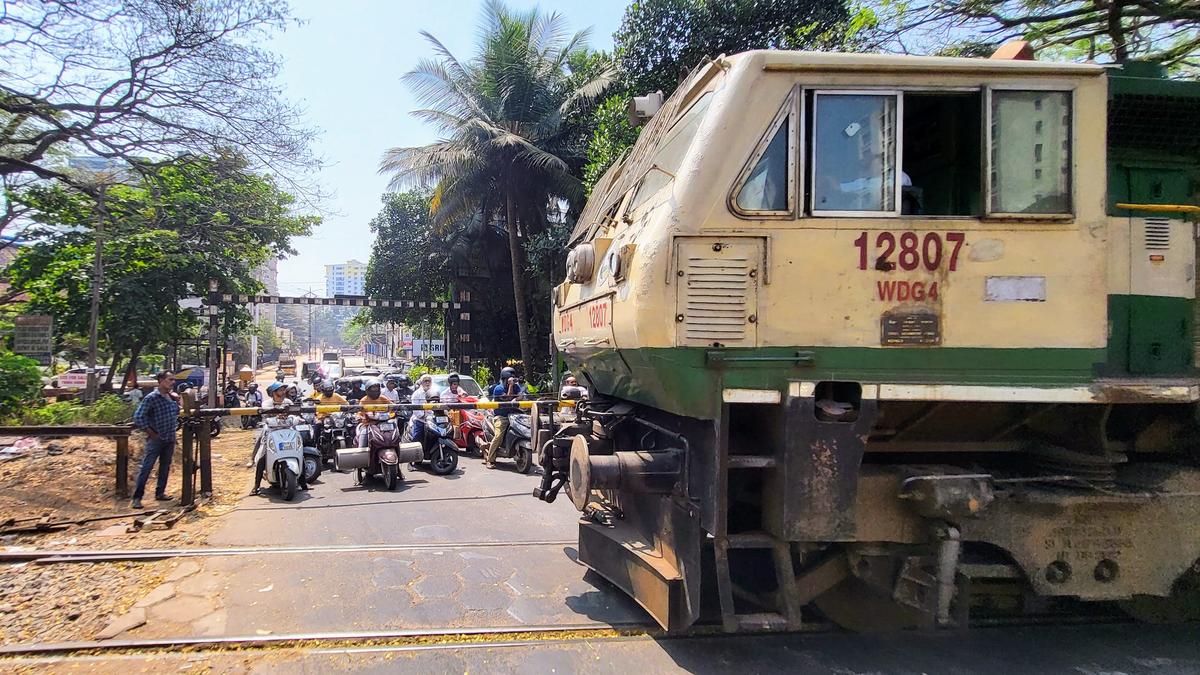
(988, 90), (1072, 214)
(630, 92), (714, 211)
(732, 88), (798, 216)
(736, 118), (789, 211)
(811, 92), (899, 215)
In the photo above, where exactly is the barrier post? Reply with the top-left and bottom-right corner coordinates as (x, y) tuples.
(115, 435), (130, 499)
(199, 419), (213, 497)
(180, 391), (196, 508)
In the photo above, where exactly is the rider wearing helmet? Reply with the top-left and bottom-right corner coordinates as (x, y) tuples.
(313, 380), (348, 436)
(486, 367), (527, 468)
(405, 374), (439, 442)
(356, 378), (392, 447)
(251, 382), (298, 494)
(243, 382), (262, 407)
(394, 375), (414, 400)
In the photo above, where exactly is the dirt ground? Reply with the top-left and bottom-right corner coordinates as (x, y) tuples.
(0, 426), (256, 645)
(0, 427), (255, 550)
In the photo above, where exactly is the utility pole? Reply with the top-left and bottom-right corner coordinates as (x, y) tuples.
(207, 279), (220, 408)
(250, 303), (260, 372)
(304, 288), (315, 360)
(84, 178), (116, 404)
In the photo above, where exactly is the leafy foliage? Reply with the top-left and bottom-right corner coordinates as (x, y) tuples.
(0, 351), (43, 419)
(379, 0), (613, 374)
(585, 0), (870, 190)
(6, 152), (317, 386)
(872, 0), (1200, 72)
(362, 190), (451, 327)
(0, 0), (315, 203)
(83, 395), (134, 424)
(614, 0), (857, 96)
(19, 401), (84, 426)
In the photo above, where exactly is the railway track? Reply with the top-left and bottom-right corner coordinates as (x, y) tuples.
(0, 539), (579, 564)
(0, 611), (1136, 664)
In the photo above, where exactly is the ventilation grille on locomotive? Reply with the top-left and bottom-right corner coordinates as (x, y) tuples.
(683, 256), (748, 343)
(1145, 217), (1171, 250)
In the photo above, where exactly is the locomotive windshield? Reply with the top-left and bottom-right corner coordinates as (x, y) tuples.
(629, 91), (714, 211)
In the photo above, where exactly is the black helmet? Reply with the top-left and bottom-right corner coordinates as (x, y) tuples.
(500, 367), (516, 380)
(398, 375), (412, 387)
(447, 372), (460, 383)
(321, 382), (334, 394)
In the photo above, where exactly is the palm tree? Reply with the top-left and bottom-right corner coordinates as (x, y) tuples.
(379, 0), (611, 373)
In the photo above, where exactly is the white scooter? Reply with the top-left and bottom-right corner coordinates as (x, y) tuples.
(255, 415), (312, 501)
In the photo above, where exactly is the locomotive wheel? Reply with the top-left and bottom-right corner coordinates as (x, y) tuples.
(1119, 567), (1200, 623)
(812, 577), (925, 632)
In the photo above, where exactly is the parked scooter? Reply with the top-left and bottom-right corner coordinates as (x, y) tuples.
(256, 415), (320, 500)
(452, 396), (492, 456)
(336, 412), (421, 490)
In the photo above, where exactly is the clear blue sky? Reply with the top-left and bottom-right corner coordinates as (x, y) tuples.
(270, 0), (623, 295)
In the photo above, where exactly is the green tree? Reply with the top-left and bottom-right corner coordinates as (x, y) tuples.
(379, 0), (613, 373)
(362, 190), (451, 327)
(0, 0), (315, 210)
(7, 153), (317, 390)
(584, 0), (871, 188)
(0, 350), (43, 420)
(873, 0), (1200, 71)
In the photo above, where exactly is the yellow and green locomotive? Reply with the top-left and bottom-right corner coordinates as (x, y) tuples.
(536, 50), (1200, 632)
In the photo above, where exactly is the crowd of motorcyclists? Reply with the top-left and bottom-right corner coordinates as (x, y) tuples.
(220, 363), (588, 496)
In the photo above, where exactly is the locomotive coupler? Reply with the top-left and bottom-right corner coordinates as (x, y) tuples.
(567, 437), (682, 511)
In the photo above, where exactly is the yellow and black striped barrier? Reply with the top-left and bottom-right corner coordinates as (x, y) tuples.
(185, 399), (577, 418)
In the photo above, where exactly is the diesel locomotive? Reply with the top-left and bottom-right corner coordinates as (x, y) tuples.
(534, 49), (1200, 632)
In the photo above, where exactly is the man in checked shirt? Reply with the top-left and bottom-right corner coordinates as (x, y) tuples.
(130, 371), (182, 509)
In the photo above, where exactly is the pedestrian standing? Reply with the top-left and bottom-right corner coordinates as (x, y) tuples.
(130, 371), (181, 509)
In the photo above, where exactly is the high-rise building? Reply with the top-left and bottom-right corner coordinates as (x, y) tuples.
(325, 259), (366, 297)
(250, 257), (279, 326)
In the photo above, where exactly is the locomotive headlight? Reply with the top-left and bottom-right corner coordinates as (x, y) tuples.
(566, 244), (596, 283)
(606, 250), (621, 278)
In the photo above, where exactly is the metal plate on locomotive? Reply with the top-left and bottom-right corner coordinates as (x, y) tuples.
(881, 311), (941, 346)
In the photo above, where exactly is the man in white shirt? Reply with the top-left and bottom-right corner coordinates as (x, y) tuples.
(405, 374), (440, 442)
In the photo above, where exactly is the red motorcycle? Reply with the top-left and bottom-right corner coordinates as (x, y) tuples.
(452, 396), (492, 456)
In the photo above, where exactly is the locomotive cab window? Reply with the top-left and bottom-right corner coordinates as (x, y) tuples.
(988, 90), (1072, 214)
(901, 91), (982, 216)
(811, 92), (899, 215)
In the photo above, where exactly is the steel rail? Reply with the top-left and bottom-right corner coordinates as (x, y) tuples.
(0, 622), (660, 658)
(0, 611), (1135, 661)
(0, 539), (579, 565)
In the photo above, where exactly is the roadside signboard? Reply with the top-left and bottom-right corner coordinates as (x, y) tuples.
(13, 314), (52, 365)
(412, 339), (445, 358)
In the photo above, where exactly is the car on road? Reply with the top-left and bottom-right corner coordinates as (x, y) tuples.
(49, 366), (111, 389)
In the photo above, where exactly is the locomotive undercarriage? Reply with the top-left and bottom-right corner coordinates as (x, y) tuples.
(536, 388), (1200, 632)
